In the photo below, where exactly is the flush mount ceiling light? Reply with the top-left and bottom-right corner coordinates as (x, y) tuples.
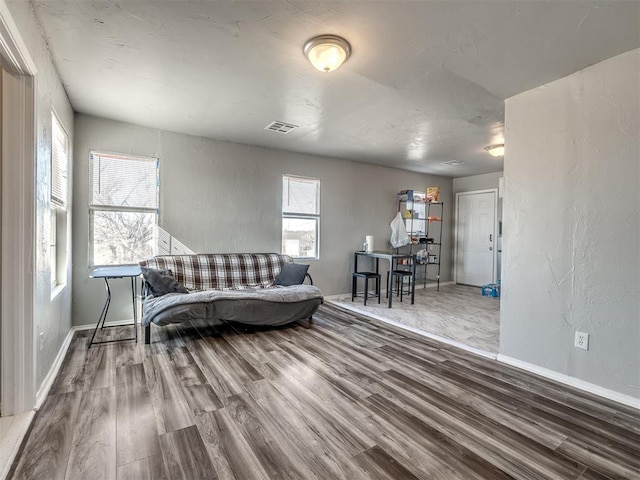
(485, 143), (505, 157)
(303, 35), (351, 73)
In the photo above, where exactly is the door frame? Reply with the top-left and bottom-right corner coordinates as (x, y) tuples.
(0, 0), (37, 415)
(453, 188), (498, 286)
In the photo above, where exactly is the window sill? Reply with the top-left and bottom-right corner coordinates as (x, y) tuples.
(50, 283), (66, 301)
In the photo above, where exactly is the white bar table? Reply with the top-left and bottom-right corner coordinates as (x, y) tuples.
(354, 251), (416, 308)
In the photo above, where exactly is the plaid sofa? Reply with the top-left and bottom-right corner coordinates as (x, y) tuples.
(139, 253), (322, 344)
(140, 253), (292, 291)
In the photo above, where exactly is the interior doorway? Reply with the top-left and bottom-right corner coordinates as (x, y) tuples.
(454, 189), (498, 286)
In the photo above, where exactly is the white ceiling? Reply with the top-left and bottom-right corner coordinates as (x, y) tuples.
(32, 1), (640, 177)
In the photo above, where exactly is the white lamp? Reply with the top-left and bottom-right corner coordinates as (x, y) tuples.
(485, 143), (505, 157)
(303, 35), (351, 73)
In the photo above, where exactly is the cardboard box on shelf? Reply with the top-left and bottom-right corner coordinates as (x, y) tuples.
(397, 189), (414, 201)
(426, 186), (440, 202)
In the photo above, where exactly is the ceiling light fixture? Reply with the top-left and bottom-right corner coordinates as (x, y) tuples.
(303, 35), (351, 73)
(485, 143), (505, 157)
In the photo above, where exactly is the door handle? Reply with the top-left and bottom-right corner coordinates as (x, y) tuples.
(489, 234), (493, 242)
(489, 247), (493, 251)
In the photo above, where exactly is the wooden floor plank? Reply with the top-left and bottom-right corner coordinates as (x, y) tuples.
(48, 336), (88, 395)
(143, 353), (195, 435)
(116, 364), (162, 467)
(65, 387), (117, 480)
(186, 337), (247, 399)
(376, 369), (589, 479)
(246, 379), (370, 480)
(267, 347), (371, 418)
(11, 304), (640, 480)
(9, 391), (82, 480)
(385, 359), (569, 450)
(223, 393), (313, 479)
(358, 415), (470, 480)
(198, 408), (271, 480)
(82, 343), (116, 391)
(116, 455), (168, 480)
(360, 393), (515, 480)
(353, 445), (422, 480)
(158, 425), (216, 480)
(439, 359), (640, 451)
(264, 352), (377, 457)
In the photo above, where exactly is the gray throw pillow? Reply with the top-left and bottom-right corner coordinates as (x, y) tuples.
(276, 263), (309, 286)
(141, 267), (188, 296)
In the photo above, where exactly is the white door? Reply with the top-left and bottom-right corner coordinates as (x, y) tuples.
(455, 190), (496, 286)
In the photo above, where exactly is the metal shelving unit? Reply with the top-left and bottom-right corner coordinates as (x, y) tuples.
(396, 190), (443, 291)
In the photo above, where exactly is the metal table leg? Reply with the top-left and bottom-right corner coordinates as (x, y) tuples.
(387, 258), (394, 308)
(411, 258), (416, 304)
(88, 276), (138, 348)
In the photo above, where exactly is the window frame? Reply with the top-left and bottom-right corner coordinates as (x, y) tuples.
(50, 111), (69, 291)
(88, 150), (159, 268)
(281, 174), (320, 260)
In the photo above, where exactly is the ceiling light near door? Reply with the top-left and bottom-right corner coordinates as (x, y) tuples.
(485, 143), (505, 157)
(303, 35), (351, 73)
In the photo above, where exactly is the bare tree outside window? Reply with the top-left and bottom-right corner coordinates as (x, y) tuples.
(89, 151), (158, 266)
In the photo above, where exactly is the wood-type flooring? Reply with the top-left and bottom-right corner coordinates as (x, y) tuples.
(10, 303), (640, 479)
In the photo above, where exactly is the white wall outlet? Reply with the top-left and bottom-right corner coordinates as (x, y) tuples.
(575, 331), (589, 351)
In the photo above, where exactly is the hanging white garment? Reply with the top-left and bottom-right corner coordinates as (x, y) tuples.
(390, 212), (410, 248)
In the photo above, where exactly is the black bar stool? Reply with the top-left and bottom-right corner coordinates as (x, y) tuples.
(387, 269), (412, 302)
(352, 271), (381, 306)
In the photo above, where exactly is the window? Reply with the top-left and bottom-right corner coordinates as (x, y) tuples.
(51, 112), (69, 289)
(282, 175), (320, 259)
(89, 151), (159, 266)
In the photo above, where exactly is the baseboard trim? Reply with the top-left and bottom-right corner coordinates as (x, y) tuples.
(72, 319), (136, 331)
(497, 354), (640, 410)
(34, 326), (76, 410)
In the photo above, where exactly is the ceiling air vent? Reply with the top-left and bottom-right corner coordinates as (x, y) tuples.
(442, 160), (464, 166)
(264, 121), (299, 134)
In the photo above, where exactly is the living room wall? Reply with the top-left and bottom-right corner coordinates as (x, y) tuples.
(72, 114), (453, 326)
(501, 49), (639, 400)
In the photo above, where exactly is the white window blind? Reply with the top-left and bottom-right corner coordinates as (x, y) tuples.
(91, 152), (158, 209)
(51, 113), (69, 207)
(283, 175), (319, 215)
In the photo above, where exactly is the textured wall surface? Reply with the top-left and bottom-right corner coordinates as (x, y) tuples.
(72, 114), (453, 325)
(501, 49), (640, 398)
(6, 0), (74, 389)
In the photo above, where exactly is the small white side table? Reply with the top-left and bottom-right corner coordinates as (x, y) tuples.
(88, 265), (141, 348)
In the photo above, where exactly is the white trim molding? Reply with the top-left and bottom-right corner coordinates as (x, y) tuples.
(0, 1), (36, 75)
(498, 354), (640, 410)
(1, 71), (36, 416)
(0, 0), (38, 416)
(34, 326), (75, 410)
